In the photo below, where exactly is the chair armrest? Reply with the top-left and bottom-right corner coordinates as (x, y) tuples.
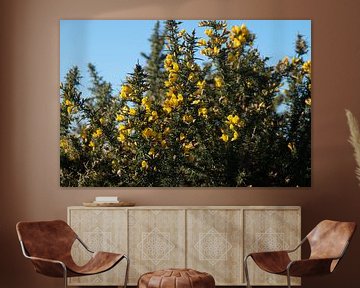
(286, 237), (307, 253)
(287, 258), (335, 277)
(247, 250), (290, 258)
(76, 236), (94, 253)
(25, 255), (67, 278)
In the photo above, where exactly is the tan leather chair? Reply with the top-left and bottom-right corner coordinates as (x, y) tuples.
(16, 220), (129, 288)
(244, 220), (356, 288)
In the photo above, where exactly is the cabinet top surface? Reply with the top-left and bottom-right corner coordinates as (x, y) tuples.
(68, 205), (301, 210)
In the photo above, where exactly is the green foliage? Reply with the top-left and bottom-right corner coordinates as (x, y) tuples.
(60, 20), (311, 187)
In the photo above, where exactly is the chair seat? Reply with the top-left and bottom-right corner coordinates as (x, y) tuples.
(250, 251), (291, 274)
(66, 251), (124, 276)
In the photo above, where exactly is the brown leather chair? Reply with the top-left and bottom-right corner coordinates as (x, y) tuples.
(16, 220), (129, 288)
(244, 220), (356, 288)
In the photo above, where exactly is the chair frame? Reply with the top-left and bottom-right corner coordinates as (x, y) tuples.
(18, 231), (129, 288)
(244, 236), (351, 288)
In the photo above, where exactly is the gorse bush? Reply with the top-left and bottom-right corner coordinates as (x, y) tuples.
(60, 20), (311, 187)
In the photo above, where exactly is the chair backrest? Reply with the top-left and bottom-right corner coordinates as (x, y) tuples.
(307, 220), (356, 262)
(16, 220), (77, 261)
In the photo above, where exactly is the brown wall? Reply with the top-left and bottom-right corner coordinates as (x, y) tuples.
(1, 0), (360, 287)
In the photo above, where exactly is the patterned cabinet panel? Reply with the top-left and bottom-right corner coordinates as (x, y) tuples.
(243, 208), (301, 286)
(128, 209), (186, 284)
(68, 208), (127, 286)
(187, 209), (243, 285)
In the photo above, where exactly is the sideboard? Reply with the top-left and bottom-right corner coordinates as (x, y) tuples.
(67, 206), (301, 286)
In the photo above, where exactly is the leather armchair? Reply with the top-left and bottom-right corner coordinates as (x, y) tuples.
(16, 220), (129, 288)
(244, 220), (356, 288)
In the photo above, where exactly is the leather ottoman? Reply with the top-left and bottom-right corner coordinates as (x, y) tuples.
(138, 268), (215, 288)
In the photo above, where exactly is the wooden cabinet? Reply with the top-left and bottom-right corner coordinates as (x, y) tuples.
(68, 206), (300, 286)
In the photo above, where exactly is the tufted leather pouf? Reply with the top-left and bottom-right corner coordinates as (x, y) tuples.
(138, 268), (215, 288)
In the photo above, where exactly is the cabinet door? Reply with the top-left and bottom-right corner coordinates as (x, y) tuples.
(68, 208), (127, 286)
(187, 209), (243, 285)
(128, 209), (186, 284)
(243, 208), (301, 286)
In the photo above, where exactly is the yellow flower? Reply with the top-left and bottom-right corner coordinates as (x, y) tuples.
(182, 114), (194, 124)
(116, 114), (125, 121)
(67, 106), (73, 114)
(149, 148), (155, 156)
(231, 130), (239, 141)
(213, 46), (220, 56)
(142, 128), (156, 139)
(141, 160), (149, 170)
(89, 141), (95, 148)
(183, 142), (194, 152)
(141, 96), (151, 111)
(198, 107), (208, 117)
(60, 139), (69, 150)
(302, 60), (311, 74)
(240, 24), (248, 35)
(65, 99), (72, 106)
(200, 48), (209, 56)
(171, 62), (179, 73)
(148, 110), (158, 122)
(177, 93), (183, 103)
(120, 84), (132, 99)
(196, 80), (206, 90)
(168, 72), (178, 83)
(238, 34), (246, 44)
(192, 99), (201, 105)
(117, 133), (126, 143)
(204, 29), (213, 37)
(231, 25), (241, 35)
(188, 72), (196, 82)
(99, 117), (105, 124)
(221, 133), (229, 142)
(118, 124), (126, 131)
(164, 54), (174, 69)
(232, 38), (242, 48)
(305, 98), (311, 106)
(161, 139), (167, 147)
(163, 105), (172, 113)
(180, 133), (186, 141)
(122, 105), (129, 113)
(129, 108), (136, 116)
(92, 128), (103, 138)
(198, 39), (207, 46)
(227, 114), (241, 125)
(214, 76), (223, 88)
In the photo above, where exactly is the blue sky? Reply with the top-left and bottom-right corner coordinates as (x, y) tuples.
(60, 20), (311, 94)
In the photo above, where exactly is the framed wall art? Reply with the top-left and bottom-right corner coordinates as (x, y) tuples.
(60, 20), (311, 187)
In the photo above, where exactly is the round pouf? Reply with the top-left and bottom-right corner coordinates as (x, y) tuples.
(138, 268), (215, 288)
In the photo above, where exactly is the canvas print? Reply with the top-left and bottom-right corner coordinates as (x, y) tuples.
(60, 20), (311, 187)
